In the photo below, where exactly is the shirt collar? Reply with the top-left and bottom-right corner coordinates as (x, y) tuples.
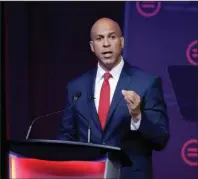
(96, 56), (124, 82)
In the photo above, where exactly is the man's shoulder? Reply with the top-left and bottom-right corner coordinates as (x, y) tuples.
(67, 67), (96, 87)
(127, 64), (159, 81)
(126, 65), (162, 93)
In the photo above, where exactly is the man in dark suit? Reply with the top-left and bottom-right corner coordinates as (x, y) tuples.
(58, 17), (169, 179)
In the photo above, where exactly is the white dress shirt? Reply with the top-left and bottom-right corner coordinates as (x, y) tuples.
(94, 57), (141, 130)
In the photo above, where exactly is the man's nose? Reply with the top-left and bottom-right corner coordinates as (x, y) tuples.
(103, 38), (110, 47)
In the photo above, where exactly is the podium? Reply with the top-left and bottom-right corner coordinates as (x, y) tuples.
(8, 139), (132, 179)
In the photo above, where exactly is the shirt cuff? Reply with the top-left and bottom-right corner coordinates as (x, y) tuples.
(130, 113), (142, 130)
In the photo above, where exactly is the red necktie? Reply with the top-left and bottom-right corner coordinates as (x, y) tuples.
(98, 72), (111, 130)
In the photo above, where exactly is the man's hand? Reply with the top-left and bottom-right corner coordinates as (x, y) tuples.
(121, 90), (141, 119)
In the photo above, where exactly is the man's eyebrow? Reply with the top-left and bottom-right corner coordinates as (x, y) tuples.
(108, 32), (116, 35)
(95, 32), (117, 37)
(95, 34), (104, 37)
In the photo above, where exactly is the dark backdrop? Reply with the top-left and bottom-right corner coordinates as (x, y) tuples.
(4, 1), (125, 140)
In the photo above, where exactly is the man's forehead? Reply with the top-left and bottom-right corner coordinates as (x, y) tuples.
(92, 25), (120, 37)
(90, 18), (122, 39)
(93, 21), (117, 31)
(94, 30), (117, 36)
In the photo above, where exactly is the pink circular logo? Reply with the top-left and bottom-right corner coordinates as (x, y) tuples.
(136, 1), (161, 18)
(186, 40), (198, 66)
(181, 139), (198, 167)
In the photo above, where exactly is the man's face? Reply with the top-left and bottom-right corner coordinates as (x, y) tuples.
(90, 21), (124, 70)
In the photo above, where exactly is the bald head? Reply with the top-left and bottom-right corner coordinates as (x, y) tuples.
(89, 17), (124, 71)
(90, 18), (122, 40)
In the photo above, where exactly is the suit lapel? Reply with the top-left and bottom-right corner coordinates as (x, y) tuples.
(103, 62), (133, 134)
(86, 68), (103, 132)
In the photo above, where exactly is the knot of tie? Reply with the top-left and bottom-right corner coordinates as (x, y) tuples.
(104, 72), (112, 81)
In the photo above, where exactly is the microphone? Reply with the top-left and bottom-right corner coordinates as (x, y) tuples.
(25, 92), (82, 140)
(68, 92), (82, 109)
(70, 93), (94, 143)
(25, 110), (64, 139)
(89, 96), (95, 100)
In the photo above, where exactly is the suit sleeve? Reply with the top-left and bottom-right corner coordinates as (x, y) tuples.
(56, 83), (77, 141)
(137, 77), (170, 151)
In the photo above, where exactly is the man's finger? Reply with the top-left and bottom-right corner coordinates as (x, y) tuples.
(124, 94), (136, 104)
(122, 90), (141, 104)
(126, 99), (137, 111)
(122, 90), (138, 98)
(124, 97), (136, 109)
(126, 92), (141, 103)
(121, 90), (127, 96)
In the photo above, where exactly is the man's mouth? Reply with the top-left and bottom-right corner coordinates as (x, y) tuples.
(102, 51), (112, 55)
(102, 51), (113, 58)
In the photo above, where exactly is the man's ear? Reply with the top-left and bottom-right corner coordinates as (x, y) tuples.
(90, 41), (94, 52)
(120, 37), (124, 49)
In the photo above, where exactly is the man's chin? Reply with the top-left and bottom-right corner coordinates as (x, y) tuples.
(102, 57), (115, 63)
(100, 59), (116, 70)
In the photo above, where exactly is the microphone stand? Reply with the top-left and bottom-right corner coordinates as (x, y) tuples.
(25, 110), (64, 139)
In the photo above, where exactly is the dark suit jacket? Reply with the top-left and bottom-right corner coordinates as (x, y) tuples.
(57, 61), (169, 179)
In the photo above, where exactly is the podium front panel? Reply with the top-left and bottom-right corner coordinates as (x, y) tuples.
(9, 153), (106, 178)
(8, 140), (126, 178)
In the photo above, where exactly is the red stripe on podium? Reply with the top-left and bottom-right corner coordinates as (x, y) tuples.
(9, 155), (106, 178)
